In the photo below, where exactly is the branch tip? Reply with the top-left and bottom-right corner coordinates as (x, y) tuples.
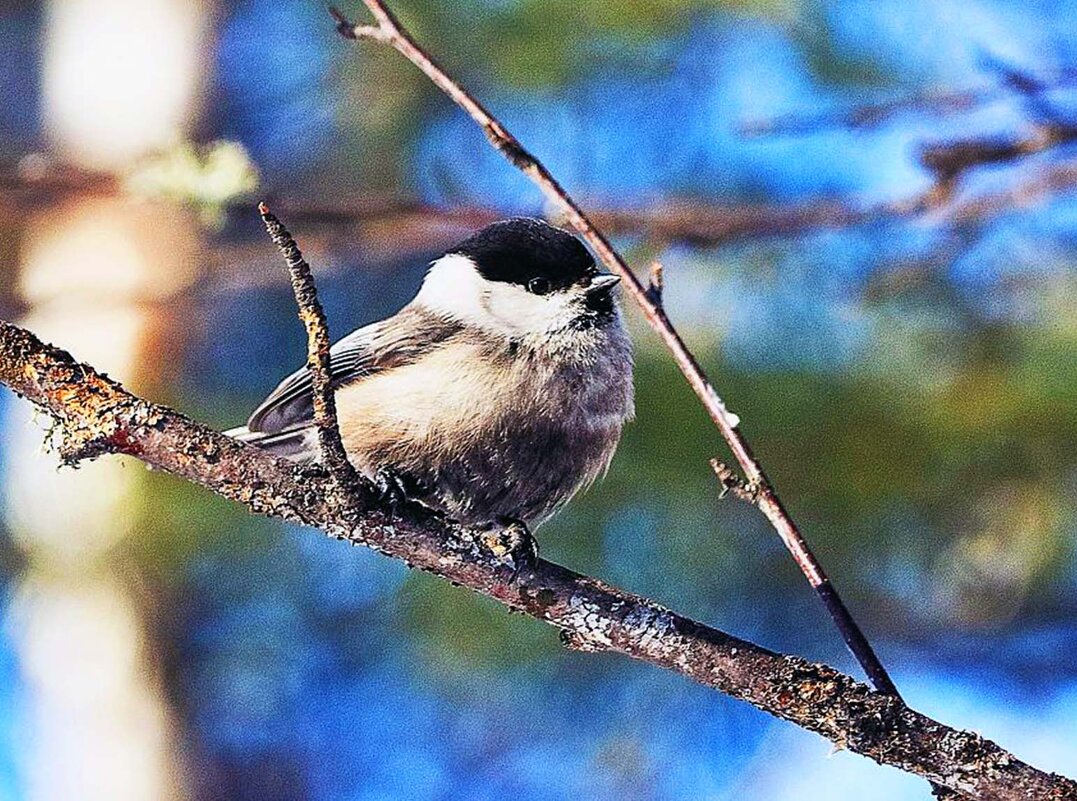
(328, 6), (358, 38)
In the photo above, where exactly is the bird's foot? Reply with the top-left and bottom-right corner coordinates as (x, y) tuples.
(482, 517), (538, 581)
(371, 466), (410, 514)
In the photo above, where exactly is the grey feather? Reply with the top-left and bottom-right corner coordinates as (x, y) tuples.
(245, 307), (463, 434)
(226, 424), (315, 458)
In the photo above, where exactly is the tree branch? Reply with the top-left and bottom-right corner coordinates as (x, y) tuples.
(740, 66), (1077, 137)
(740, 85), (1002, 136)
(257, 201), (362, 497)
(0, 318), (1074, 800)
(329, 0), (900, 706)
(6, 156), (1077, 253)
(917, 125), (1077, 186)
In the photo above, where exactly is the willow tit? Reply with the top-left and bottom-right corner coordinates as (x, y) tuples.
(228, 217), (634, 564)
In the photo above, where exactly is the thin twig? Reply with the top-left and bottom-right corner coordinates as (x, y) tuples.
(978, 53), (1074, 129)
(739, 65), (1077, 137)
(1, 318), (1074, 801)
(329, 0), (900, 700)
(257, 201), (361, 495)
(740, 86), (999, 137)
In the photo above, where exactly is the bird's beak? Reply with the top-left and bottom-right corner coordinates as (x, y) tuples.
(586, 274), (621, 297)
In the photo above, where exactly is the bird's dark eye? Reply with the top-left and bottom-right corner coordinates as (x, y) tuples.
(527, 277), (551, 295)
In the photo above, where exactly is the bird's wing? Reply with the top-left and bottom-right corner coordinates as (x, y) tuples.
(246, 307), (463, 434)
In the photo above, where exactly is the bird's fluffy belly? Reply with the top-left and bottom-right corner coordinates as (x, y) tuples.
(335, 340), (631, 525)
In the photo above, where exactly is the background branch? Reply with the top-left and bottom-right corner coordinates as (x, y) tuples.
(0, 317), (1074, 801)
(5, 152), (1077, 254)
(740, 65), (1077, 137)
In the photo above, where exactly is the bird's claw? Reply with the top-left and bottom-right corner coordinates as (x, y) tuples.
(372, 467), (410, 514)
(483, 517), (538, 581)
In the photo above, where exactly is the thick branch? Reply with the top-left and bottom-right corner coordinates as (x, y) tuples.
(330, 0), (899, 705)
(0, 319), (1074, 800)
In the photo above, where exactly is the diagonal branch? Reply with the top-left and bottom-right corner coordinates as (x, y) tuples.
(0, 317), (1074, 800)
(329, 0), (900, 702)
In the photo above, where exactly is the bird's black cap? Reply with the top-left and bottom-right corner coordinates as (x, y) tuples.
(448, 218), (596, 290)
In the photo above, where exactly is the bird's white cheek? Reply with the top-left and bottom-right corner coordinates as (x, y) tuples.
(414, 255), (575, 336)
(482, 284), (569, 334)
(415, 255), (489, 323)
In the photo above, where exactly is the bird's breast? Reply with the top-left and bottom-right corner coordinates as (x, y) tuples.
(334, 323), (633, 524)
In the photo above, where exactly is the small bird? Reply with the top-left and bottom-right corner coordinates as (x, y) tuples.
(228, 217), (634, 566)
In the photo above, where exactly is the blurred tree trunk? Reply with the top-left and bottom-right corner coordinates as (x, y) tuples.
(2, 0), (210, 797)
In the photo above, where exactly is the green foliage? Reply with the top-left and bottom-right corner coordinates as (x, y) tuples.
(348, 0), (797, 93)
(401, 571), (559, 676)
(478, 0), (741, 87)
(124, 141), (259, 228)
(126, 458), (282, 577)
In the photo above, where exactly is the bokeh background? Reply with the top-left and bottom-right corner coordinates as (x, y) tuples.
(2, 0), (1077, 798)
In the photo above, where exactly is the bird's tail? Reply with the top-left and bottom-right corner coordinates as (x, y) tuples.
(224, 424), (316, 459)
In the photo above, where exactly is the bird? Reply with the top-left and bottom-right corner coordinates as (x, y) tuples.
(227, 217), (634, 569)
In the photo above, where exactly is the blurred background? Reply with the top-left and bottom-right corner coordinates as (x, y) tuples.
(1, 0), (1077, 798)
